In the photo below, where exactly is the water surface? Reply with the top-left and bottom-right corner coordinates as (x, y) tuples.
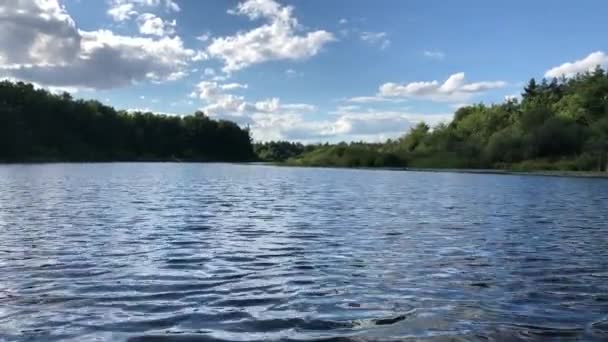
(1, 163), (607, 341)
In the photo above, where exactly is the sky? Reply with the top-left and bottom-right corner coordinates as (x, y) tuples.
(1, 0), (608, 142)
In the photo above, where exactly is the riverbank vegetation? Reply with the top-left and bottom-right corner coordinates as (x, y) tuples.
(280, 68), (608, 171)
(0, 81), (254, 162)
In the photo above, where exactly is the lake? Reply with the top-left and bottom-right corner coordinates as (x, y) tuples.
(1, 163), (607, 341)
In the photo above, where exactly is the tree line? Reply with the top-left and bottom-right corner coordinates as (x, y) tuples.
(4, 65), (608, 171)
(280, 67), (608, 171)
(0, 81), (254, 162)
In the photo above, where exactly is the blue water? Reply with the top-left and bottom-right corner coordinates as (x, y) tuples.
(0, 163), (607, 341)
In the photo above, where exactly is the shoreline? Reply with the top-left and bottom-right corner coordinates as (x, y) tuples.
(1, 160), (607, 179)
(0, 158), (257, 164)
(278, 163), (608, 179)
(404, 167), (608, 179)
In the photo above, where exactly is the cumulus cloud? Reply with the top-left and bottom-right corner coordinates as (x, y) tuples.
(192, 81), (249, 116)
(249, 112), (331, 141)
(334, 113), (412, 136)
(545, 51), (608, 78)
(136, 13), (176, 36)
(7, 30), (195, 88)
(206, 0), (335, 72)
(193, 81), (314, 116)
(251, 107), (452, 142)
(108, 3), (137, 21)
(107, 0), (180, 21)
(378, 72), (506, 102)
(191, 50), (208, 62)
(254, 98), (280, 113)
(0, 1), (196, 89)
(360, 31), (391, 50)
(190, 73), (452, 142)
(0, 0), (81, 66)
(189, 80), (326, 140)
(332, 106), (452, 127)
(190, 78), (450, 142)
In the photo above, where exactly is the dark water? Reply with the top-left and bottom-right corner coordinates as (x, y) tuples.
(1, 163), (607, 341)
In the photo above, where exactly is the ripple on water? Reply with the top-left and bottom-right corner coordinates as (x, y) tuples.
(0, 163), (608, 341)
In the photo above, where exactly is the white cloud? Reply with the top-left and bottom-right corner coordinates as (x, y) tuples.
(254, 98), (280, 113)
(191, 50), (208, 62)
(203, 67), (215, 76)
(282, 103), (316, 112)
(206, 0), (335, 72)
(1, 76), (80, 95)
(107, 0), (180, 22)
(195, 81), (234, 101)
(360, 31), (391, 50)
(0, 0), (81, 66)
(336, 105), (361, 112)
(378, 72), (506, 102)
(545, 51), (608, 78)
(165, 0), (180, 12)
(0, 1), (195, 89)
(423, 50), (445, 60)
(221, 82), (248, 90)
(126, 107), (180, 115)
(136, 13), (175, 36)
(345, 96), (407, 104)
(0, 1), (196, 90)
(450, 103), (471, 110)
(190, 80), (322, 141)
(249, 112), (330, 141)
(196, 32), (211, 42)
(193, 81), (249, 115)
(128, 106), (151, 112)
(339, 18), (348, 24)
(107, 3), (137, 21)
(193, 81), (313, 116)
(190, 78), (448, 142)
(250, 107), (452, 143)
(335, 113), (415, 136)
(285, 68), (302, 78)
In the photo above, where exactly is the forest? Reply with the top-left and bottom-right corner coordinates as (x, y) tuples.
(0, 81), (254, 162)
(258, 67), (608, 171)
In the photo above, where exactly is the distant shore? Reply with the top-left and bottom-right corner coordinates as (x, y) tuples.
(403, 167), (608, 179)
(274, 162), (608, 179)
(0, 157), (255, 164)
(2, 160), (607, 179)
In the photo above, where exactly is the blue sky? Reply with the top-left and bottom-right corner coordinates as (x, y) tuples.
(2, 0), (608, 142)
